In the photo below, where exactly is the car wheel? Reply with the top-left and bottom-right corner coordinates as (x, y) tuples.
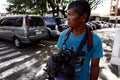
(14, 37), (22, 48)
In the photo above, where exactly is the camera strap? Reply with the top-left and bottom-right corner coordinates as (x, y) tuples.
(77, 27), (92, 52)
(63, 28), (72, 45)
(63, 27), (92, 52)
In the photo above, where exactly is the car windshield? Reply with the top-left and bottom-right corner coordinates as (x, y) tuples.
(43, 17), (56, 25)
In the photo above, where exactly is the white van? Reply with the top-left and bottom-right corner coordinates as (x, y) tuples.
(0, 15), (48, 48)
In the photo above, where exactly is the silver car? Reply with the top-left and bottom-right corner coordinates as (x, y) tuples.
(0, 15), (48, 48)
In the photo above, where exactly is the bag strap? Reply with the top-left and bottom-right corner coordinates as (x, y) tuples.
(87, 27), (93, 52)
(76, 27), (92, 52)
(63, 28), (72, 47)
(76, 30), (88, 52)
(63, 27), (92, 52)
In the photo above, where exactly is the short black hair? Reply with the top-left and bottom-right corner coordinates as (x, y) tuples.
(68, 0), (91, 22)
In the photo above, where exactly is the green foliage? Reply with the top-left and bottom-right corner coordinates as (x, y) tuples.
(6, 0), (105, 17)
(6, 0), (47, 15)
(87, 0), (103, 10)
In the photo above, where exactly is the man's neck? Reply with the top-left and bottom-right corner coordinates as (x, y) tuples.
(72, 26), (86, 36)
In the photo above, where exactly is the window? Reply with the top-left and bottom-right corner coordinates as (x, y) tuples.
(15, 17), (23, 27)
(0, 18), (7, 26)
(28, 16), (44, 27)
(0, 17), (23, 27)
(117, 20), (120, 23)
(42, 17), (56, 25)
(112, 6), (116, 12)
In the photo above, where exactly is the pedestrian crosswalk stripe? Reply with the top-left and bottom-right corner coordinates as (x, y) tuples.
(0, 51), (22, 60)
(0, 44), (6, 47)
(0, 49), (15, 55)
(0, 47), (9, 50)
(16, 64), (46, 80)
(0, 55), (29, 68)
(0, 58), (38, 79)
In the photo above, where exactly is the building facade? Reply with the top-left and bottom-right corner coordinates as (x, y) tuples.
(110, 0), (119, 16)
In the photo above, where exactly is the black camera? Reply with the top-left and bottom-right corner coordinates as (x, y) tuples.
(51, 51), (71, 64)
(51, 51), (74, 80)
(45, 49), (87, 80)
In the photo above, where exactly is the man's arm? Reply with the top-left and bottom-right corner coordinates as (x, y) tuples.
(90, 58), (100, 80)
(56, 48), (63, 54)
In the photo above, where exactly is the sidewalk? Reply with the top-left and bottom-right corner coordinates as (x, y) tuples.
(96, 28), (120, 80)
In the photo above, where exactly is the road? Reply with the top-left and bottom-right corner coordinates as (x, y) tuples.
(0, 38), (58, 80)
(0, 28), (120, 80)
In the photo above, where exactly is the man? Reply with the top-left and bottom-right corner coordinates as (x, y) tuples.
(57, 0), (103, 80)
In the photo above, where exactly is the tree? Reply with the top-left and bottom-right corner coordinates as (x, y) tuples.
(6, 0), (47, 15)
(6, 0), (105, 17)
(87, 0), (103, 10)
(47, 0), (104, 17)
(47, 0), (72, 17)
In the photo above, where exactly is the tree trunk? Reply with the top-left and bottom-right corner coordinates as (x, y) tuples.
(47, 0), (56, 17)
(59, 7), (67, 18)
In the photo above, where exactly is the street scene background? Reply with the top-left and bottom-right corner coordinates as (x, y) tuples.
(0, 27), (120, 80)
(0, 0), (120, 80)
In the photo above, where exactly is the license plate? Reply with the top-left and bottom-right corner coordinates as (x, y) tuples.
(36, 31), (42, 35)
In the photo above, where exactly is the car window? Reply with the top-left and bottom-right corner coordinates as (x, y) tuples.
(0, 17), (23, 27)
(0, 18), (14, 26)
(0, 18), (7, 26)
(28, 16), (44, 26)
(15, 17), (23, 27)
(42, 17), (56, 25)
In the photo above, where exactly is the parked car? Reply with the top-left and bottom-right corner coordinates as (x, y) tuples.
(92, 21), (109, 28)
(91, 21), (101, 29)
(0, 14), (48, 48)
(86, 22), (96, 31)
(42, 17), (65, 38)
(105, 22), (113, 28)
(61, 18), (69, 29)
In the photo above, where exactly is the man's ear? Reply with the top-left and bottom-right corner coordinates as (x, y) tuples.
(80, 14), (87, 22)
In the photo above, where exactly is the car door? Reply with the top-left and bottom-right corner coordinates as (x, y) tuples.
(6, 17), (22, 40)
(0, 17), (16, 40)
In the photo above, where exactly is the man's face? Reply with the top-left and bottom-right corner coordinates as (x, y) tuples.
(67, 8), (82, 28)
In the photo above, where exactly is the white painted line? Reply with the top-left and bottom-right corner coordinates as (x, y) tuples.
(0, 47), (9, 50)
(0, 55), (29, 68)
(0, 51), (22, 60)
(0, 49), (15, 55)
(0, 44), (6, 47)
(0, 49), (43, 68)
(16, 63), (46, 80)
(0, 58), (38, 79)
